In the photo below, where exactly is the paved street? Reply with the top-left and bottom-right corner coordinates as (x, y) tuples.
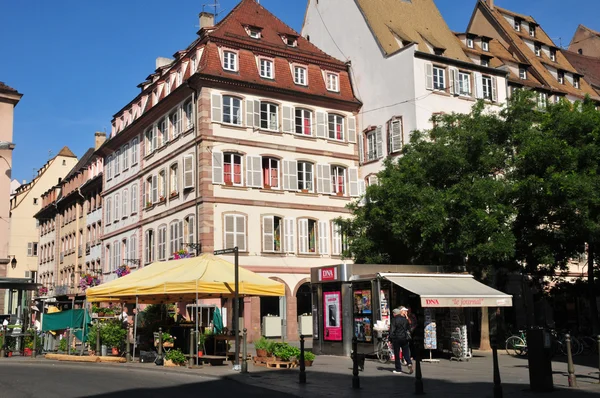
(2, 350), (599, 397)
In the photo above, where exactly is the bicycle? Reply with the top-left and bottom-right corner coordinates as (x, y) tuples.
(376, 332), (393, 364)
(505, 330), (527, 357)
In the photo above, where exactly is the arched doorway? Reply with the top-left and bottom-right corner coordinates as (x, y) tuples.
(296, 282), (311, 316)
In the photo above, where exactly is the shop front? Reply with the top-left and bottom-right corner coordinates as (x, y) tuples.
(310, 264), (513, 357)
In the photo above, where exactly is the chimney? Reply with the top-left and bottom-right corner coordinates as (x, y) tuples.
(199, 12), (215, 29)
(94, 132), (107, 150)
(487, 0), (494, 10)
(156, 57), (174, 70)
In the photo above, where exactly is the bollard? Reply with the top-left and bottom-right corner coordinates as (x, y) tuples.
(414, 335), (424, 395)
(66, 328), (71, 355)
(242, 328), (248, 374)
(565, 334), (577, 388)
(126, 325), (131, 362)
(491, 335), (503, 398)
(158, 327), (163, 358)
(299, 334), (306, 384)
(352, 337), (360, 389)
(0, 326), (5, 358)
(96, 321), (101, 356)
(189, 330), (195, 368)
(32, 330), (37, 359)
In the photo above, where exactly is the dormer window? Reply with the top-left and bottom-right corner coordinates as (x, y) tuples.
(514, 18), (521, 31)
(223, 51), (238, 72)
(558, 70), (564, 84)
(260, 58), (274, 79)
(481, 56), (490, 67)
(534, 44), (541, 57)
(248, 27), (261, 39)
(519, 67), (527, 80)
(282, 34), (298, 47)
(467, 38), (474, 48)
(326, 72), (339, 92)
(481, 38), (489, 52)
(550, 48), (556, 62)
(574, 76), (580, 89)
(529, 24), (536, 37)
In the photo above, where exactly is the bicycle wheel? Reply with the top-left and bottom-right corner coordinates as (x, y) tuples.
(505, 336), (526, 356)
(582, 336), (598, 355)
(571, 337), (582, 356)
(377, 341), (390, 363)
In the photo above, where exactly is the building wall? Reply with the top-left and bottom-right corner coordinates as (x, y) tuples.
(569, 27), (600, 57)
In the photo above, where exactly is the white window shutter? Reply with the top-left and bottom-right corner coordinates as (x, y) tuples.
(347, 116), (357, 143)
(318, 221), (329, 255)
(183, 154), (194, 189)
(316, 111), (326, 138)
(425, 62), (434, 90)
(283, 160), (298, 191)
(225, 215), (235, 249)
(246, 155), (262, 188)
(359, 179), (366, 196)
(253, 100), (260, 128)
(284, 218), (295, 253)
(263, 216), (274, 252)
(298, 219), (308, 254)
(236, 215), (246, 251)
(212, 151), (224, 184)
(475, 72), (483, 99)
(27, 242), (32, 256)
(449, 67), (456, 95)
(358, 133), (364, 164)
(492, 76), (498, 102)
(390, 120), (402, 153)
(152, 175), (158, 203)
(211, 93), (222, 122)
(348, 167), (359, 197)
(375, 126), (383, 159)
(282, 160), (290, 190)
(245, 99), (254, 128)
(454, 68), (460, 94)
(316, 164), (324, 193)
(331, 223), (342, 256)
(282, 105), (293, 133)
(322, 164), (332, 194)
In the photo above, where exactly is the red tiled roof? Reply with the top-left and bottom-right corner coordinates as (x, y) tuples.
(562, 50), (600, 91)
(0, 81), (19, 94)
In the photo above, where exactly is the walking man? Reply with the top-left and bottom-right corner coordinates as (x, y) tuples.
(390, 307), (413, 374)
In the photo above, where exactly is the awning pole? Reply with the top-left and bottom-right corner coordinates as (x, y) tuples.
(195, 280), (199, 366)
(133, 296), (139, 362)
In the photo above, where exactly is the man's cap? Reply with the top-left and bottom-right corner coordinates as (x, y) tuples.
(399, 307), (408, 312)
(392, 308), (401, 315)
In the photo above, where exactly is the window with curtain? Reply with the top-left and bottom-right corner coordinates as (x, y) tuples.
(328, 114), (344, 140)
(262, 157), (279, 189)
(295, 108), (312, 136)
(224, 153), (242, 185)
(331, 166), (346, 195)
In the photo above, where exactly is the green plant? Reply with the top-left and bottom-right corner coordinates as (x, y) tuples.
(59, 338), (67, 352)
(91, 304), (100, 313)
(162, 332), (174, 343)
(87, 323), (100, 350)
(23, 329), (41, 349)
(254, 336), (270, 351)
(100, 320), (127, 348)
(165, 348), (186, 365)
(272, 342), (300, 361)
(198, 332), (207, 347)
(304, 351), (315, 361)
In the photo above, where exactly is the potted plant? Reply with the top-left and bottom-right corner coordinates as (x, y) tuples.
(174, 249), (191, 260)
(272, 342), (300, 362)
(58, 337), (68, 353)
(115, 265), (131, 278)
(170, 191), (178, 198)
(164, 348), (186, 366)
(79, 273), (100, 291)
(198, 333), (206, 357)
(304, 351), (315, 366)
(100, 320), (127, 355)
(146, 201), (153, 208)
(301, 189), (309, 194)
(254, 336), (270, 358)
(162, 332), (175, 348)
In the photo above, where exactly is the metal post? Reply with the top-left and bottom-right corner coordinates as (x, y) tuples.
(158, 327), (163, 358)
(32, 329), (37, 359)
(0, 326), (5, 358)
(299, 334), (306, 384)
(233, 246), (240, 371)
(597, 335), (600, 384)
(566, 334), (577, 387)
(96, 320), (101, 356)
(188, 329), (195, 368)
(242, 328), (248, 374)
(352, 337), (360, 389)
(133, 296), (139, 362)
(66, 328), (71, 355)
(414, 334), (424, 395)
(491, 335), (503, 398)
(126, 324), (131, 362)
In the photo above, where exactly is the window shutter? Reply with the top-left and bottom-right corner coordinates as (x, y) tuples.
(282, 105), (293, 133)
(253, 100), (260, 128)
(283, 160), (298, 191)
(284, 218), (295, 253)
(183, 154), (194, 189)
(246, 99), (254, 128)
(375, 126), (383, 159)
(331, 223), (341, 256)
(449, 67), (456, 95)
(211, 93), (222, 122)
(425, 62), (434, 90)
(359, 179), (366, 196)
(152, 175), (158, 203)
(390, 119), (402, 153)
(491, 76), (498, 102)
(348, 167), (359, 197)
(323, 164), (332, 194)
(212, 151), (224, 184)
(298, 219), (308, 254)
(475, 72), (483, 99)
(316, 111), (326, 138)
(246, 155), (262, 188)
(225, 215), (235, 249)
(318, 221), (329, 255)
(347, 116), (357, 143)
(263, 216), (274, 252)
(358, 133), (364, 164)
(27, 242), (32, 256)
(236, 215), (246, 251)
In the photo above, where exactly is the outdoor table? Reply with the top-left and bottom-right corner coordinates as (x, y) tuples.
(212, 334), (241, 357)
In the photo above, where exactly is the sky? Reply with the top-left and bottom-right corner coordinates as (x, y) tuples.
(1, 0), (599, 184)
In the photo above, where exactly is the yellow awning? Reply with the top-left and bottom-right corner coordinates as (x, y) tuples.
(86, 254), (285, 303)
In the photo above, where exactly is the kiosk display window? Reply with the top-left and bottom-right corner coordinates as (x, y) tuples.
(323, 291), (342, 341)
(353, 288), (373, 342)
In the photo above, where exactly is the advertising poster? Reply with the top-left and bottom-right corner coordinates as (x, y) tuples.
(353, 290), (372, 314)
(424, 308), (437, 350)
(380, 289), (390, 326)
(324, 291), (342, 341)
(354, 317), (372, 342)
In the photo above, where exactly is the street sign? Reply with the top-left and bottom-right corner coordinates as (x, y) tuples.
(214, 248), (237, 255)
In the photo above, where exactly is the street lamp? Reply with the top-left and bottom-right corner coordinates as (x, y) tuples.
(70, 272), (75, 289)
(0, 141), (15, 150)
(10, 256), (17, 269)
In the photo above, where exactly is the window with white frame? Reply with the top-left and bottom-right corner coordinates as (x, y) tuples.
(191, 55), (197, 73)
(223, 51), (237, 71)
(159, 117), (168, 145)
(482, 76), (493, 100)
(184, 100), (193, 129)
(114, 194), (120, 221)
(145, 126), (156, 155)
(514, 18), (521, 31)
(224, 214), (246, 251)
(519, 68), (527, 80)
(159, 169), (166, 200)
(297, 162), (313, 192)
(106, 156), (112, 180)
(184, 215), (195, 252)
(114, 150), (121, 175)
(467, 38), (474, 48)
(145, 229), (154, 264)
(298, 218), (317, 254)
(248, 27), (261, 39)
(129, 234), (137, 262)
(482, 39), (489, 52)
(131, 184), (138, 214)
(224, 153), (243, 185)
(260, 58), (274, 79)
(537, 92), (548, 109)
(326, 72), (339, 92)
(263, 215), (283, 252)
(574, 76), (580, 89)
(122, 144), (129, 170)
(534, 44), (541, 57)
(529, 24), (536, 37)
(294, 108), (312, 135)
(481, 57), (489, 67)
(223, 96), (242, 125)
(170, 163), (178, 195)
(262, 157), (279, 189)
(260, 102), (279, 131)
(169, 108), (181, 138)
(294, 66), (307, 85)
(558, 70), (564, 84)
(122, 189), (128, 217)
(331, 166), (346, 195)
(433, 66), (445, 90)
(157, 225), (167, 260)
(105, 198), (112, 224)
(131, 138), (138, 165)
(113, 240), (120, 271)
(458, 72), (471, 95)
(550, 48), (556, 62)
(366, 130), (378, 161)
(328, 114), (344, 140)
